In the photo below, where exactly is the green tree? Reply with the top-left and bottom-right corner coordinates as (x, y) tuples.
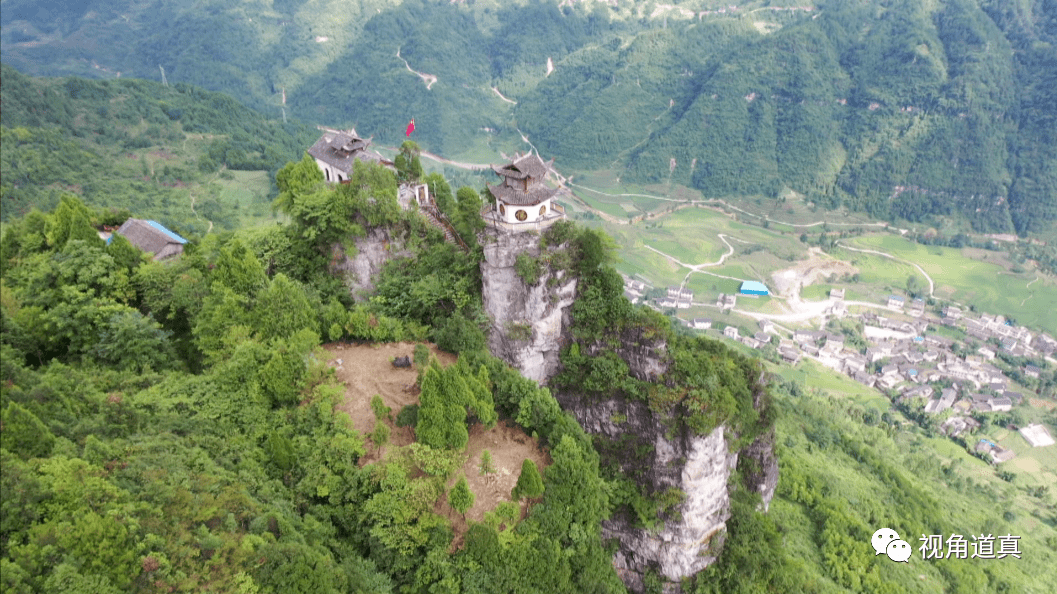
(273, 153), (324, 214)
(453, 187), (484, 241)
(46, 195), (103, 250)
(104, 233), (142, 273)
(479, 450), (495, 475)
(254, 273), (319, 341)
(396, 141), (422, 182)
(424, 172), (454, 215)
(213, 238), (266, 296)
(449, 475), (475, 517)
(0, 402), (55, 458)
(91, 308), (178, 372)
(511, 459), (544, 500)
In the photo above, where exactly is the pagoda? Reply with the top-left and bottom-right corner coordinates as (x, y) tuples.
(483, 152), (565, 231)
(307, 129), (390, 183)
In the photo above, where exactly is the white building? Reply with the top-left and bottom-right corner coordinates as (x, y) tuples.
(483, 152), (566, 232)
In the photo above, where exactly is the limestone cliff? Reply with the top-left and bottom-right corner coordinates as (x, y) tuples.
(480, 231), (577, 384)
(554, 338), (777, 590)
(480, 228), (778, 592)
(329, 227), (411, 302)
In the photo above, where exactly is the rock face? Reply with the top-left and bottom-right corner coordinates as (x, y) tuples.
(557, 392), (738, 587)
(480, 231), (577, 384)
(329, 227), (411, 301)
(480, 228), (778, 592)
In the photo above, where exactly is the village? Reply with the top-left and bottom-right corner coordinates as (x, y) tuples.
(623, 275), (1057, 464)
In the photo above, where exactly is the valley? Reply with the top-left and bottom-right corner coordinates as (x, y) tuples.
(3, 1), (1057, 592)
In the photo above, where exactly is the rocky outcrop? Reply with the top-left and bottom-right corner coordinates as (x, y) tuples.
(329, 227), (411, 302)
(742, 429), (779, 511)
(558, 390), (738, 587)
(480, 231), (577, 384)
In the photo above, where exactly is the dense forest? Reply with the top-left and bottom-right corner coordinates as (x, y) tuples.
(2, 94), (1056, 590)
(6, 0), (1055, 235)
(0, 64), (318, 236)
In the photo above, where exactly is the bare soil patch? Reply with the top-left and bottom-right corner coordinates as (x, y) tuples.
(325, 341), (454, 457)
(770, 248), (858, 299)
(1029, 398), (1056, 411)
(437, 420), (551, 548)
(323, 341), (550, 545)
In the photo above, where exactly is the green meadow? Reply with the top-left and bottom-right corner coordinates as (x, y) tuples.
(846, 235), (1057, 335)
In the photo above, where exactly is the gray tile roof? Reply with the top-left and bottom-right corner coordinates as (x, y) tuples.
(115, 219), (186, 260)
(307, 131), (386, 174)
(488, 183), (559, 206)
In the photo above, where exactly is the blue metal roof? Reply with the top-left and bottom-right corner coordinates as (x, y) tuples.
(740, 280), (769, 294)
(146, 220), (188, 244)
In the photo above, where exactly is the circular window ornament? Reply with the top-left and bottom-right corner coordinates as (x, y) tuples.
(515, 209), (528, 221)
(540, 204), (547, 216)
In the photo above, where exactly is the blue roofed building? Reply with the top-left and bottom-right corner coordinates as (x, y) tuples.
(739, 280), (769, 296)
(114, 218), (188, 261)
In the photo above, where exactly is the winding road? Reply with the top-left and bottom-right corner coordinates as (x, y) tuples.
(835, 241), (935, 297)
(397, 47), (437, 90)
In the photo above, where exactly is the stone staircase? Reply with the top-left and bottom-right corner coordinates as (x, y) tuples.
(421, 206), (469, 252)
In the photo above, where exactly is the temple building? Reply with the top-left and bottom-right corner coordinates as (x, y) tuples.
(483, 152), (565, 232)
(307, 129), (390, 183)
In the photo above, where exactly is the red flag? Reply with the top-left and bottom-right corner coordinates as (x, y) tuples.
(405, 118), (415, 137)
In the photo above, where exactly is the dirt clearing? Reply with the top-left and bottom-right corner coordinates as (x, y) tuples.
(770, 247), (858, 300)
(322, 341), (550, 543)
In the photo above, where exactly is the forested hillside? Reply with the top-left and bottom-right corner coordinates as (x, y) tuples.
(519, 0), (1057, 235)
(0, 65), (317, 235)
(3, 0), (1055, 235)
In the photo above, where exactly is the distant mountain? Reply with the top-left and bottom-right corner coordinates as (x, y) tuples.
(4, 0), (1055, 234)
(0, 64), (316, 231)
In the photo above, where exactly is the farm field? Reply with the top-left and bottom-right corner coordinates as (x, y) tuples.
(770, 359), (890, 410)
(845, 235), (1057, 335)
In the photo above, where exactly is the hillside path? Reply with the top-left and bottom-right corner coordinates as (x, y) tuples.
(835, 241), (935, 297)
(397, 47), (437, 90)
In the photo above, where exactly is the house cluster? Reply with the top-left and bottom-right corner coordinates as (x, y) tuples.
(950, 310), (1045, 358)
(622, 278), (650, 305)
(657, 286), (693, 309)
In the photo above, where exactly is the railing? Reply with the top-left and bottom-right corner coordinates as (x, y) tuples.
(481, 203), (566, 233)
(423, 205), (470, 252)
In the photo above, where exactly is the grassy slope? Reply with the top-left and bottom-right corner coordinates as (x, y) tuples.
(845, 235), (1057, 335)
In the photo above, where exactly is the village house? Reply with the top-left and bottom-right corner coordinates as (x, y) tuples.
(942, 305), (962, 320)
(690, 318), (712, 330)
(114, 219), (187, 261)
(887, 294), (906, 310)
(1024, 364), (1041, 379)
(759, 319), (775, 334)
(741, 336), (761, 349)
(780, 348), (802, 365)
(754, 332), (772, 346)
(623, 289), (640, 304)
(900, 385), (934, 402)
(908, 298), (925, 317)
(723, 326), (740, 340)
(925, 388), (958, 414)
(843, 355), (867, 375)
(830, 288), (845, 300)
(484, 152), (566, 232)
(989, 396), (1013, 412)
(717, 293), (737, 309)
(942, 416), (981, 437)
(975, 440), (1016, 464)
(823, 333), (844, 353)
(795, 329), (821, 344)
(853, 370), (876, 387)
